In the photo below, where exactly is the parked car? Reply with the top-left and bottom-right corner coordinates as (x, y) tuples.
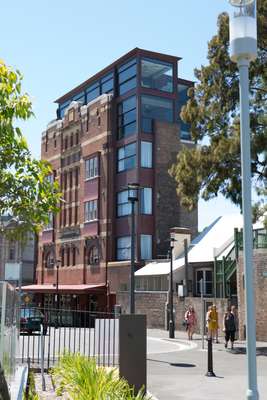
(20, 308), (47, 335)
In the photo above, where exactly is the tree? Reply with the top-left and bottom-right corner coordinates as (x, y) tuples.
(0, 60), (60, 240)
(170, 1), (267, 219)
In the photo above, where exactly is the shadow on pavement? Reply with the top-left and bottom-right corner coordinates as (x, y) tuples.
(231, 347), (267, 356)
(147, 359), (196, 368)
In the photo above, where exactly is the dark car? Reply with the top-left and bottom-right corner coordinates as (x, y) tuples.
(20, 308), (47, 335)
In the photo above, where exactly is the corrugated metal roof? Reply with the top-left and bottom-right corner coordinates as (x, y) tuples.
(136, 214), (248, 277)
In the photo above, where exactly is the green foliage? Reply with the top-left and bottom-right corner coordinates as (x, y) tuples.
(23, 371), (39, 400)
(170, 1), (267, 215)
(52, 353), (150, 400)
(0, 60), (61, 240)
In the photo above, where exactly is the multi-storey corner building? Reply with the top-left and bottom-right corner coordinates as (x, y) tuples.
(30, 48), (197, 311)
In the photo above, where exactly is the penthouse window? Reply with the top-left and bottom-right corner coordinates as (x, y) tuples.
(58, 100), (71, 119)
(117, 96), (136, 140)
(177, 83), (192, 141)
(85, 156), (99, 180)
(84, 200), (98, 222)
(141, 95), (173, 133)
(117, 142), (136, 172)
(141, 58), (173, 93)
(86, 72), (114, 103)
(118, 58), (137, 96)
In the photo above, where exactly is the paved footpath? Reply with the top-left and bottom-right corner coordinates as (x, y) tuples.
(147, 329), (267, 400)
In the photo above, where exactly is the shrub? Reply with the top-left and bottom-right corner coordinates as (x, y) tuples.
(52, 353), (150, 400)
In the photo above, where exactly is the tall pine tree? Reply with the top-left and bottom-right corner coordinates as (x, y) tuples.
(170, 1), (267, 219)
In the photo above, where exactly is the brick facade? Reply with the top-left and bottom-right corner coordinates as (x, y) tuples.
(117, 292), (228, 333)
(237, 249), (267, 341)
(36, 49), (198, 309)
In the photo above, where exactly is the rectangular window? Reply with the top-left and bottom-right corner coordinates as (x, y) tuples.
(85, 156), (99, 179)
(69, 206), (72, 225)
(44, 212), (53, 230)
(140, 188), (152, 215)
(117, 96), (136, 139)
(84, 199), (98, 222)
(9, 243), (16, 261)
(101, 72), (114, 94)
(141, 58), (173, 93)
(141, 141), (152, 168)
(117, 142), (136, 172)
(141, 95), (173, 133)
(117, 236), (131, 260)
(73, 92), (85, 104)
(118, 58), (137, 96)
(86, 83), (100, 103)
(140, 234), (152, 260)
(196, 269), (213, 296)
(117, 190), (131, 216)
(177, 83), (192, 141)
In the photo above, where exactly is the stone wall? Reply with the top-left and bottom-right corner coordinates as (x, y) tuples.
(237, 249), (267, 341)
(117, 292), (228, 334)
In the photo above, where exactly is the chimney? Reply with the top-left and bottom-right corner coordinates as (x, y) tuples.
(170, 227), (191, 259)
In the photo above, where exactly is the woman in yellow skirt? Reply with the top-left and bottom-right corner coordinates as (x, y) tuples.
(206, 304), (219, 342)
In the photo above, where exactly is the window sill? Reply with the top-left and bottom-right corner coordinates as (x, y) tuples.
(84, 176), (100, 182)
(43, 228), (53, 232)
(84, 219), (99, 224)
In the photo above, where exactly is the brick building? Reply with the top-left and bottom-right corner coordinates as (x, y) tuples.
(26, 48), (198, 311)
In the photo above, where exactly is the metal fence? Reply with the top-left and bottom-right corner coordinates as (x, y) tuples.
(17, 307), (119, 370)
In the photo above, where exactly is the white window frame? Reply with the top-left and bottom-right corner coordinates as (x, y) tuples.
(195, 268), (213, 296)
(85, 156), (99, 180)
(84, 199), (98, 222)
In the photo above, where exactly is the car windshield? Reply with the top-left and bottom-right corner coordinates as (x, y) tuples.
(21, 309), (43, 318)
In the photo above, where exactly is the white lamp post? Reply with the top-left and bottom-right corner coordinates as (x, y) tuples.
(229, 1), (258, 399)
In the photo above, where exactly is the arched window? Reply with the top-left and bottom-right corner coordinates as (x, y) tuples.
(88, 246), (99, 265)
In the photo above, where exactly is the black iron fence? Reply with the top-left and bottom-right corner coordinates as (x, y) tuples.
(18, 307), (119, 370)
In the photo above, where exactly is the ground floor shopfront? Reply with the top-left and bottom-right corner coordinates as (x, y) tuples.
(21, 283), (116, 314)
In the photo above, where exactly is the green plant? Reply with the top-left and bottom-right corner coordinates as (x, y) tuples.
(23, 371), (39, 400)
(52, 353), (150, 400)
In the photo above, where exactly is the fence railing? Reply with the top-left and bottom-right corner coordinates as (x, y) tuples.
(18, 307), (119, 370)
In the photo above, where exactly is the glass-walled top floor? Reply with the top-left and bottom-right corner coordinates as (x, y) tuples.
(56, 52), (182, 119)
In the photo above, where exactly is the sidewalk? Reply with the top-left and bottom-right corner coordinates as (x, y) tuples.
(147, 329), (267, 400)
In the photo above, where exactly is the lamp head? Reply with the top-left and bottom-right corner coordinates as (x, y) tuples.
(128, 183), (139, 202)
(229, 0), (254, 6)
(229, 0), (257, 63)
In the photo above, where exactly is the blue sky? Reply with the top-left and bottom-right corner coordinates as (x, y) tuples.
(1, 0), (240, 230)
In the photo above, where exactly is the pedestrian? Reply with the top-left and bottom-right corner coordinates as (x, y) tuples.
(223, 306), (236, 349)
(206, 304), (219, 342)
(184, 305), (197, 340)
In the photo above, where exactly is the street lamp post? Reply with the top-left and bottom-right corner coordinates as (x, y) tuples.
(169, 236), (175, 339)
(128, 183), (139, 314)
(229, 1), (259, 399)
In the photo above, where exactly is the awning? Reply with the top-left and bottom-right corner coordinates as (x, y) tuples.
(20, 283), (106, 294)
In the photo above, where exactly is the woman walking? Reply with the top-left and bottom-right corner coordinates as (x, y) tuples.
(206, 304), (219, 342)
(223, 307), (236, 349)
(184, 306), (197, 340)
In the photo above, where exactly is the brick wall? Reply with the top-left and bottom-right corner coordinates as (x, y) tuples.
(237, 249), (267, 341)
(117, 292), (228, 333)
(154, 121), (198, 256)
